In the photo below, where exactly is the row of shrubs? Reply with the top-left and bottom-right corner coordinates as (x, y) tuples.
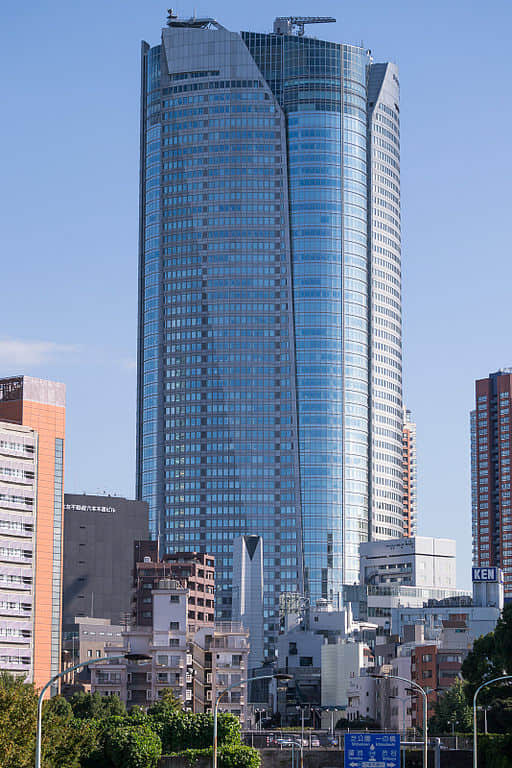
(0, 675), (261, 768)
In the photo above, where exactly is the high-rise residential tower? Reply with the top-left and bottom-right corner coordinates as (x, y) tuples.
(0, 376), (65, 692)
(402, 407), (417, 536)
(471, 370), (512, 598)
(136, 14), (403, 658)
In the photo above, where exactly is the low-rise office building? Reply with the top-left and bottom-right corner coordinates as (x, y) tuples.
(276, 599), (377, 725)
(61, 617), (123, 695)
(321, 640), (375, 728)
(360, 537), (457, 589)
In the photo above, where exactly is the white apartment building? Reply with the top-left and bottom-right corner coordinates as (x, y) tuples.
(91, 578), (250, 724)
(0, 422), (37, 679)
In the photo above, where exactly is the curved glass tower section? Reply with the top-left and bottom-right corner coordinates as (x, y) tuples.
(367, 64), (404, 540)
(243, 33), (371, 591)
(137, 16), (403, 658)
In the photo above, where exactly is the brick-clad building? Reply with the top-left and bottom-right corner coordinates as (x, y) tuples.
(411, 619), (469, 727)
(471, 370), (512, 598)
(133, 545), (215, 633)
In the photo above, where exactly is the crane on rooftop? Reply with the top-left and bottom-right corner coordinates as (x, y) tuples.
(273, 16), (336, 37)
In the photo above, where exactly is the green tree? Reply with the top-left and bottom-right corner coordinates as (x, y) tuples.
(69, 690), (126, 720)
(461, 603), (512, 733)
(0, 672), (37, 768)
(149, 687), (182, 710)
(127, 705), (150, 724)
(0, 673), (97, 768)
(147, 709), (241, 753)
(429, 679), (472, 734)
(103, 723), (162, 768)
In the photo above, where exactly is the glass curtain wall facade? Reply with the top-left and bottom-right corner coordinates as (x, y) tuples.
(243, 33), (371, 588)
(367, 64), (404, 540)
(137, 17), (402, 657)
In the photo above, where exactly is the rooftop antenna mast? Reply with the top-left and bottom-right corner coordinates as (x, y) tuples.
(273, 16), (336, 37)
(167, 8), (178, 25)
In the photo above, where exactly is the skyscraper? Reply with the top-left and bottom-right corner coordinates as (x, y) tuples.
(232, 535), (264, 670)
(0, 376), (65, 692)
(402, 407), (417, 537)
(136, 14), (403, 658)
(471, 370), (512, 598)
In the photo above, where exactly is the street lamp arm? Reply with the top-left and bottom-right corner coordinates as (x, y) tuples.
(473, 675), (512, 705)
(383, 672), (427, 699)
(368, 672), (427, 768)
(35, 653), (141, 768)
(213, 673), (277, 768)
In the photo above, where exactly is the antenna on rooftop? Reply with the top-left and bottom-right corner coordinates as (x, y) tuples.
(167, 8), (178, 25)
(273, 16), (336, 37)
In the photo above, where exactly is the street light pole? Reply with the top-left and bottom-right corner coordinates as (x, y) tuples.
(371, 673), (428, 768)
(35, 651), (150, 768)
(473, 675), (512, 768)
(213, 673), (291, 768)
(390, 695), (408, 768)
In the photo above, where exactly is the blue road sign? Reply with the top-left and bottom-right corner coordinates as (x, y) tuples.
(344, 733), (400, 768)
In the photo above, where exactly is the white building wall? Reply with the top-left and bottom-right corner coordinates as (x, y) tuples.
(232, 536), (264, 670)
(360, 536), (457, 589)
(321, 642), (369, 709)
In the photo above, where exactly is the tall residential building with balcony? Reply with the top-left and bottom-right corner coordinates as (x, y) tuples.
(136, 13), (403, 658)
(471, 370), (512, 598)
(0, 376), (65, 692)
(402, 408), (417, 537)
(0, 421), (37, 679)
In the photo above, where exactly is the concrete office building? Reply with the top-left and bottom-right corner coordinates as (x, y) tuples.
(360, 536), (457, 589)
(276, 599), (377, 724)
(471, 369), (512, 597)
(395, 567), (503, 643)
(232, 535), (264, 670)
(0, 376), (65, 693)
(136, 12), (404, 659)
(402, 408), (417, 536)
(346, 537), (469, 636)
(61, 617), (123, 695)
(62, 494), (149, 632)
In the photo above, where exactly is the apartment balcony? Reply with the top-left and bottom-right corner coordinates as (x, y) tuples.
(95, 674), (122, 685)
(0, 603), (32, 618)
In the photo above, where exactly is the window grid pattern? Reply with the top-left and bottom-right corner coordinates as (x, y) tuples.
(137, 30), (303, 659)
(243, 32), (370, 594)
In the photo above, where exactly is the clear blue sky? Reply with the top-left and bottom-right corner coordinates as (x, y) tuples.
(1, 0), (511, 590)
